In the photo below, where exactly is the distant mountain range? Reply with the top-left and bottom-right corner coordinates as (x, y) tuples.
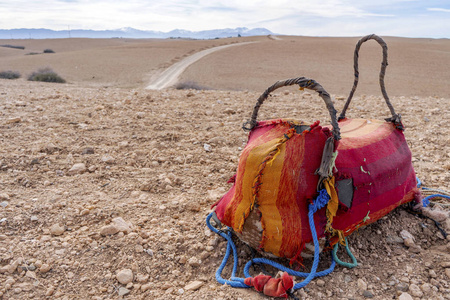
(0, 27), (275, 39)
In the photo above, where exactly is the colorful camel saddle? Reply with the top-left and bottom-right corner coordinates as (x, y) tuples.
(213, 35), (420, 260)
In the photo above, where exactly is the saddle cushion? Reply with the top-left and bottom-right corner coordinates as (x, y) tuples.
(214, 118), (419, 259)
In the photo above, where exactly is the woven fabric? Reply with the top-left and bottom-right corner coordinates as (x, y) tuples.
(214, 118), (418, 259)
(330, 118), (418, 239)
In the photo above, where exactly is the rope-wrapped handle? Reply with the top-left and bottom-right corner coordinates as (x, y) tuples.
(243, 77), (341, 141)
(338, 34), (403, 129)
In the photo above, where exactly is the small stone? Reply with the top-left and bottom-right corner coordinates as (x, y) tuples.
(179, 256), (187, 264)
(422, 207), (448, 223)
(25, 270), (37, 279)
(188, 257), (201, 267)
(141, 283), (152, 291)
(39, 264), (51, 273)
(428, 269), (437, 278)
(363, 290), (374, 298)
(161, 282), (171, 290)
(116, 269), (133, 285)
(184, 280), (204, 291)
(357, 279), (367, 291)
(224, 108), (236, 114)
(397, 282), (409, 292)
(135, 244), (144, 253)
(0, 193), (10, 200)
(408, 283), (423, 297)
(445, 268), (450, 279)
(45, 286), (55, 296)
(386, 235), (404, 244)
(67, 163), (86, 175)
(100, 224), (119, 236)
(399, 292), (413, 300)
(0, 265), (9, 274)
(208, 137), (226, 145)
(203, 144), (212, 152)
(316, 279), (325, 287)
(420, 283), (431, 293)
(6, 117), (21, 124)
(400, 276), (410, 283)
(403, 237), (417, 248)
(118, 287), (130, 296)
(344, 275), (353, 283)
(136, 273), (149, 283)
(400, 230), (414, 241)
(0, 201), (8, 208)
(101, 155), (115, 164)
(112, 217), (132, 233)
(50, 223), (65, 236)
(81, 147), (94, 155)
(30, 215), (38, 221)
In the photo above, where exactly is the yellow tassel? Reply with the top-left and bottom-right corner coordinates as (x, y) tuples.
(324, 177), (339, 221)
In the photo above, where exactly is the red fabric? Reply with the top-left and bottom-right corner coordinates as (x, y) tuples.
(214, 118), (417, 258)
(244, 272), (294, 298)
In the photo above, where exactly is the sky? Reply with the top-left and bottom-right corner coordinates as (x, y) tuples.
(0, 0), (449, 38)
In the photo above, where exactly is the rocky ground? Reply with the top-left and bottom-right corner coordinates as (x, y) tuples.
(0, 79), (449, 299)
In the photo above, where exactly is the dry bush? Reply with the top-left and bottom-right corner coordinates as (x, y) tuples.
(0, 70), (21, 79)
(43, 49), (55, 53)
(0, 44), (25, 50)
(174, 81), (211, 90)
(28, 68), (66, 83)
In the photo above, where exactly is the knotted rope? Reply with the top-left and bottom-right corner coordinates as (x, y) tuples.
(206, 188), (359, 298)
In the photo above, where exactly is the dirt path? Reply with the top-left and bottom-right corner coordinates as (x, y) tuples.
(146, 42), (257, 90)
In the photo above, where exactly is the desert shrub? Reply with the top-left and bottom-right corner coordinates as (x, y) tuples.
(0, 70), (21, 79)
(26, 52), (40, 55)
(0, 44), (25, 50)
(175, 81), (210, 90)
(28, 68), (66, 83)
(43, 49), (55, 53)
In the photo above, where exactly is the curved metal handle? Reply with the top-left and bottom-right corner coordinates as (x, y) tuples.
(243, 77), (341, 141)
(338, 34), (402, 129)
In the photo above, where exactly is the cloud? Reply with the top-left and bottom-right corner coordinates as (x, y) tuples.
(427, 7), (450, 13)
(0, 0), (448, 37)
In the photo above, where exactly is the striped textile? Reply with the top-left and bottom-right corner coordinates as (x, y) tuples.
(214, 118), (418, 259)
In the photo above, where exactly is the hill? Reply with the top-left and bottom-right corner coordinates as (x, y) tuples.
(0, 27), (274, 39)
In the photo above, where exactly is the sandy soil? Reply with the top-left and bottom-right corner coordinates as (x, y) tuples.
(146, 42), (257, 90)
(0, 36), (449, 300)
(1, 36), (449, 95)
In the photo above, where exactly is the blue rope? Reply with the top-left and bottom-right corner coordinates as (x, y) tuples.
(417, 177), (450, 208)
(243, 189), (335, 290)
(206, 188), (337, 292)
(205, 213), (249, 288)
(423, 194), (450, 208)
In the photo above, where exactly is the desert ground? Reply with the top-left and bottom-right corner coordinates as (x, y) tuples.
(0, 35), (449, 300)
